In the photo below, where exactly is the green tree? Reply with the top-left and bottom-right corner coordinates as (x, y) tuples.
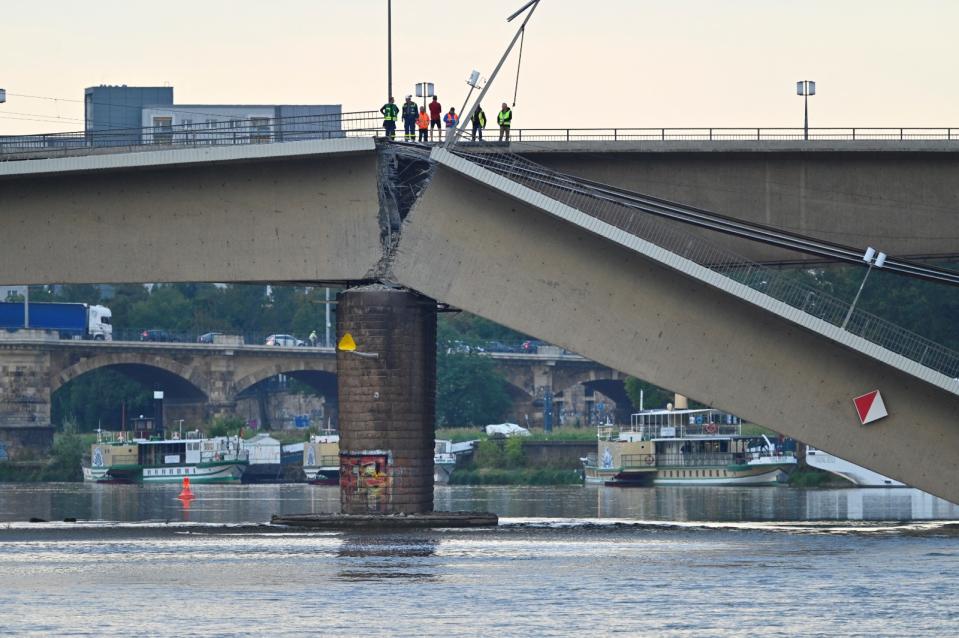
(474, 439), (505, 468)
(208, 415), (246, 437)
(623, 377), (673, 411)
(436, 349), (511, 427)
(51, 369), (152, 432)
(504, 437), (526, 468)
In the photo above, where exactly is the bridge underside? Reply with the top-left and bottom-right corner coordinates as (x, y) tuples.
(390, 163), (959, 503)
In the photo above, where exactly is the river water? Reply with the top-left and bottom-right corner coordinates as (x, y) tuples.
(1, 484), (958, 636)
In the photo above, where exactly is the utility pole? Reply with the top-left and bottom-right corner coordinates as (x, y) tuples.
(325, 287), (331, 348)
(387, 0), (393, 101)
(796, 80), (816, 140)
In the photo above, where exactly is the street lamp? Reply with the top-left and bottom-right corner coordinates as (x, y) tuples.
(796, 80), (816, 140)
(416, 82), (435, 110)
(841, 247), (886, 330)
(387, 1), (393, 101)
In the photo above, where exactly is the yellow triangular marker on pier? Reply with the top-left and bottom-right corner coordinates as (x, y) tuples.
(338, 333), (357, 352)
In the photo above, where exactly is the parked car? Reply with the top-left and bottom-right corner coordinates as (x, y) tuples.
(140, 329), (176, 342)
(197, 331), (223, 344)
(485, 340), (519, 353)
(265, 334), (305, 347)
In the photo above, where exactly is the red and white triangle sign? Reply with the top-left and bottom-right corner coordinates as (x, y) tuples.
(853, 390), (888, 425)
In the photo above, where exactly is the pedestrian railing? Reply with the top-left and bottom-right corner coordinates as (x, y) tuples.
(445, 146), (959, 387)
(6, 121), (959, 160)
(500, 127), (959, 142)
(0, 111), (382, 159)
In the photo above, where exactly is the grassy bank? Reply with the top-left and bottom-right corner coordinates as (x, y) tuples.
(0, 432), (95, 482)
(449, 467), (583, 486)
(789, 466), (852, 487)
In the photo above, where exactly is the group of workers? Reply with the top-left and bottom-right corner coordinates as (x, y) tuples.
(380, 95), (513, 143)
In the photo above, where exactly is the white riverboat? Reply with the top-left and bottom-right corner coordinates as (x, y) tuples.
(434, 440), (457, 484)
(805, 446), (905, 487)
(303, 433), (340, 484)
(583, 409), (797, 486)
(83, 430), (248, 484)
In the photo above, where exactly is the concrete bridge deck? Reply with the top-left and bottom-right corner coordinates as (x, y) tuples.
(2, 137), (958, 500)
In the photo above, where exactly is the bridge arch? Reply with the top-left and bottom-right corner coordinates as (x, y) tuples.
(232, 360), (338, 402)
(52, 352), (210, 400)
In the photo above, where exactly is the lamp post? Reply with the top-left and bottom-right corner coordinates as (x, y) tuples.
(387, 0), (393, 101)
(796, 80), (816, 140)
(416, 82), (435, 110)
(841, 247), (886, 331)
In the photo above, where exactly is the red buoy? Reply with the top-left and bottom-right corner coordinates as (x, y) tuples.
(177, 476), (194, 500)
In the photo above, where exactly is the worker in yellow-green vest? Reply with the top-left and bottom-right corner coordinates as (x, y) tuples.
(380, 97), (399, 140)
(498, 103), (512, 142)
(471, 104), (487, 142)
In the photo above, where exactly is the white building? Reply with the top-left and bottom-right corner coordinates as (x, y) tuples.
(242, 433), (282, 465)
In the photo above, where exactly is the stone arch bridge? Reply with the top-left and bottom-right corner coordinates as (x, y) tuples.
(0, 335), (621, 458)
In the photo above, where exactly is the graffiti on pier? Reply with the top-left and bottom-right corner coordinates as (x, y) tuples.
(340, 452), (392, 512)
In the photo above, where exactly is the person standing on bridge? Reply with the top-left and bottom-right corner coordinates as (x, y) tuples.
(401, 96), (418, 142)
(444, 108), (460, 139)
(471, 104), (487, 142)
(380, 97), (399, 140)
(309, 330), (318, 347)
(498, 103), (513, 142)
(429, 96), (443, 141)
(417, 107), (430, 143)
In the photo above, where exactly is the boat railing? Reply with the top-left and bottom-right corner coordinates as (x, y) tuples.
(621, 454), (657, 469)
(611, 422), (743, 440)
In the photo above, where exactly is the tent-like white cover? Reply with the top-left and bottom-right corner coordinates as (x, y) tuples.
(485, 423), (531, 437)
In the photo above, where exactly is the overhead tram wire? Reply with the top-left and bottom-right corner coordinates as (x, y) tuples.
(452, 149), (959, 287)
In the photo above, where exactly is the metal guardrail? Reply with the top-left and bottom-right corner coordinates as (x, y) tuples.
(0, 111), (382, 158)
(621, 454), (657, 469)
(500, 127), (959, 142)
(5, 121), (959, 159)
(450, 147), (959, 383)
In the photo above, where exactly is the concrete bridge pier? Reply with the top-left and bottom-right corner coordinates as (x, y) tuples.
(336, 287), (437, 515)
(0, 342), (54, 460)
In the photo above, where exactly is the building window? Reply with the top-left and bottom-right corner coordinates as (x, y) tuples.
(152, 116), (173, 144)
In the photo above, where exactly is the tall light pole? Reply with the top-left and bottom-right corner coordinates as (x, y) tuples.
(796, 80), (816, 140)
(387, 0), (393, 101)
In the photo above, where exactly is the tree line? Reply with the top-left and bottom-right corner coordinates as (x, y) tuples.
(14, 261), (956, 432)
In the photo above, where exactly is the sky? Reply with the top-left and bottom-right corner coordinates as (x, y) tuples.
(2, 0), (958, 135)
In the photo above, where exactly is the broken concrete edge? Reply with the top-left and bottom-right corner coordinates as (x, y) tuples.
(270, 512), (499, 529)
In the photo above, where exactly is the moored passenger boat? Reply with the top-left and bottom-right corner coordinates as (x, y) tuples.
(303, 433), (340, 485)
(583, 409), (797, 486)
(83, 430), (248, 483)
